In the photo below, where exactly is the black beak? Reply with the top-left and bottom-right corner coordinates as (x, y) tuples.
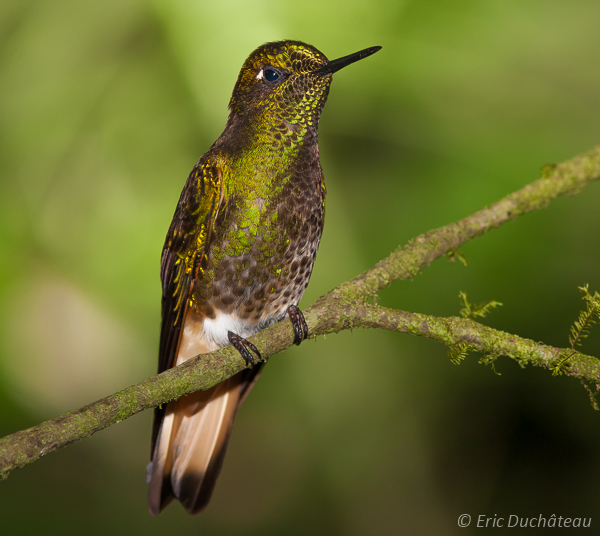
(312, 46), (382, 76)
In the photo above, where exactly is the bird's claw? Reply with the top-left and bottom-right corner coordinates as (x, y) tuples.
(287, 305), (309, 346)
(227, 331), (261, 366)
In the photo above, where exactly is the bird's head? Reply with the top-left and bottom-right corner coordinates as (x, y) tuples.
(228, 40), (381, 130)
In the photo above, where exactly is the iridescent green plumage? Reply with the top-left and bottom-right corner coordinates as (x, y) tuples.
(149, 40), (381, 516)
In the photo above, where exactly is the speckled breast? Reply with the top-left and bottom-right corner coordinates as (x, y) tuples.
(192, 158), (325, 329)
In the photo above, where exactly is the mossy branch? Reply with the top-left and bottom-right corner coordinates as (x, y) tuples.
(1, 145), (600, 480)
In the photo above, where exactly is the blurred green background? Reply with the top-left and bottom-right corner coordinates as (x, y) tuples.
(1, 0), (600, 534)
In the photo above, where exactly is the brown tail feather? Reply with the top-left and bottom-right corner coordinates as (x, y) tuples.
(148, 366), (263, 516)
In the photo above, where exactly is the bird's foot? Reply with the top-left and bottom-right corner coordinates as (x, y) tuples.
(227, 331), (261, 366)
(287, 305), (309, 346)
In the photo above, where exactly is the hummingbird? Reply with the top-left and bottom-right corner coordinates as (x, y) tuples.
(147, 40), (381, 516)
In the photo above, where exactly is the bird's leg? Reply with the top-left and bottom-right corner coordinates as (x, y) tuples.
(227, 331), (261, 366)
(287, 305), (309, 346)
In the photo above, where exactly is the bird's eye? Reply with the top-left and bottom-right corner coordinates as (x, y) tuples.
(263, 68), (280, 82)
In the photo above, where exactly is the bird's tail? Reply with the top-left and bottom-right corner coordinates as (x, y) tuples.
(147, 372), (250, 515)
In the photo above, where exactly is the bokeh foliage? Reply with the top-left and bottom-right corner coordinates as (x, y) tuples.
(1, 0), (600, 534)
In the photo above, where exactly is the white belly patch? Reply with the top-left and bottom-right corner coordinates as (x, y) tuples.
(176, 311), (268, 365)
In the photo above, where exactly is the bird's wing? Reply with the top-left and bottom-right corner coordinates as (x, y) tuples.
(152, 160), (225, 452)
